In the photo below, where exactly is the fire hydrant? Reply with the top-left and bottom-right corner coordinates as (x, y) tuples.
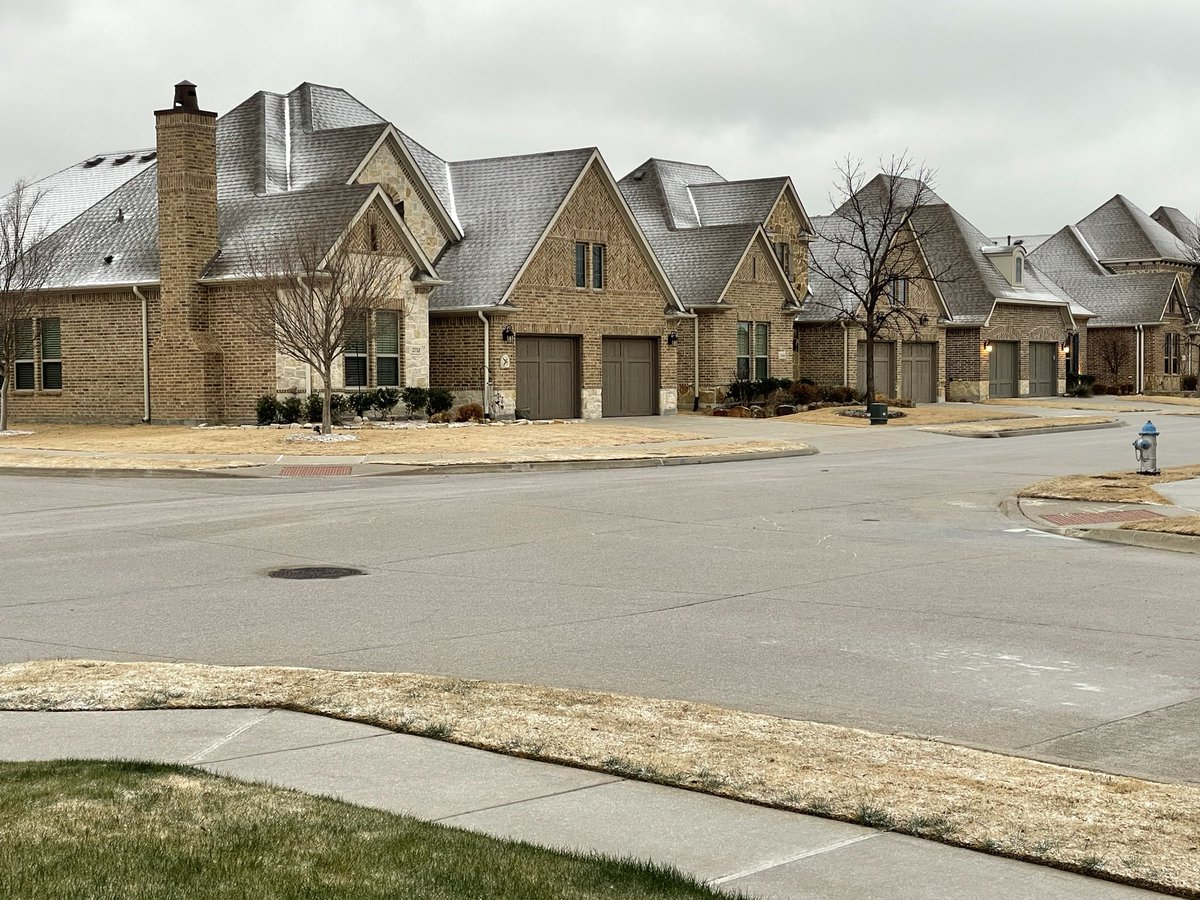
(1133, 420), (1159, 476)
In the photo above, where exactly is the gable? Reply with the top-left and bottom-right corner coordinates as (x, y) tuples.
(723, 231), (793, 305)
(345, 195), (416, 263)
(516, 160), (662, 297)
(355, 136), (450, 262)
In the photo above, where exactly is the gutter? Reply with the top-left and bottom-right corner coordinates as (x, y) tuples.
(1135, 324), (1145, 393)
(694, 313), (700, 411)
(132, 286), (151, 423)
(477, 310), (492, 418)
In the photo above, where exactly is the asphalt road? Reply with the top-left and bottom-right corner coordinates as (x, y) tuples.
(2, 412), (1198, 782)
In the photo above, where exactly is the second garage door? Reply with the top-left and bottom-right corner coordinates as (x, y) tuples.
(1029, 342), (1056, 396)
(901, 342), (938, 403)
(517, 336), (579, 419)
(602, 338), (657, 417)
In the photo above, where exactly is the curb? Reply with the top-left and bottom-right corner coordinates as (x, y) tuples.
(1001, 495), (1200, 555)
(0, 447), (819, 481)
(929, 419), (1125, 439)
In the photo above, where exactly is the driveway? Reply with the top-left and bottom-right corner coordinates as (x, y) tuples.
(2, 402), (1197, 782)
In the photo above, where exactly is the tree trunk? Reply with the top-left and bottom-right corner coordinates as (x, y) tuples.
(864, 331), (876, 405)
(321, 371), (333, 436)
(0, 373), (8, 432)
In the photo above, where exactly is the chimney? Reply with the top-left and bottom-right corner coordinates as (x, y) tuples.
(154, 80), (220, 420)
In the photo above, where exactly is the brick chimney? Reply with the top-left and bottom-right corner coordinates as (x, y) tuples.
(154, 80), (220, 421)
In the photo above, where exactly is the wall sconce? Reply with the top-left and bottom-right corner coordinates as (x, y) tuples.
(667, 331), (678, 346)
(501, 325), (515, 342)
(982, 340), (993, 354)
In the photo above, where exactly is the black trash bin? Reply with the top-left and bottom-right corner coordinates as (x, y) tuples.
(868, 402), (889, 425)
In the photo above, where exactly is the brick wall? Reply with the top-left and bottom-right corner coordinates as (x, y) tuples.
(794, 323), (846, 386)
(984, 303), (1068, 395)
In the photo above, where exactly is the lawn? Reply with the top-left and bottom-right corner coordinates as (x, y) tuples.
(1020, 463), (1200, 505)
(2, 659), (1195, 896)
(0, 759), (736, 900)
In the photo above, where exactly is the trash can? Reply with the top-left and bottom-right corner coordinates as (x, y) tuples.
(868, 402), (889, 425)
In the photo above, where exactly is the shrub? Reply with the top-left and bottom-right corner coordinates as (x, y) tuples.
(373, 387), (401, 416)
(428, 411), (453, 424)
(330, 393), (350, 422)
(1183, 373), (1198, 392)
(455, 403), (485, 423)
(278, 395), (304, 425)
(1066, 373), (1096, 397)
(305, 393), (323, 424)
(305, 392), (350, 424)
(348, 391), (376, 418)
(789, 382), (821, 406)
(255, 395), (279, 426)
(426, 388), (455, 416)
(824, 385), (858, 404)
(1091, 383), (1112, 396)
(400, 386), (428, 418)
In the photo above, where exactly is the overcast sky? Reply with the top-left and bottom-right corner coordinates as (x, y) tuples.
(3, 0), (1197, 235)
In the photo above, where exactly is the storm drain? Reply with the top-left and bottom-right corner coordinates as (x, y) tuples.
(1042, 509), (1165, 526)
(268, 566), (365, 580)
(279, 465), (353, 477)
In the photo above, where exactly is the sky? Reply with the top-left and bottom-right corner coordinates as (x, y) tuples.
(2, 0), (1198, 235)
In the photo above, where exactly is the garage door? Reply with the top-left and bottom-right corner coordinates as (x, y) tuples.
(1029, 342), (1056, 397)
(901, 342), (938, 403)
(602, 338), (657, 417)
(988, 341), (1018, 398)
(856, 341), (895, 399)
(517, 336), (579, 419)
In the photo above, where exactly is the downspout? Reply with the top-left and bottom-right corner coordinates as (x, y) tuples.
(693, 313), (700, 411)
(478, 310), (491, 418)
(133, 286), (151, 423)
(840, 321), (849, 387)
(1135, 324), (1144, 393)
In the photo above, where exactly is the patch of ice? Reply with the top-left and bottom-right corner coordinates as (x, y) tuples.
(284, 433), (360, 444)
(0, 430), (34, 437)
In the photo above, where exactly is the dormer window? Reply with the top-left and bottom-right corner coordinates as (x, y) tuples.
(982, 244), (1026, 287)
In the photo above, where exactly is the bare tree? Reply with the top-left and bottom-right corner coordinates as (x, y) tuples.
(808, 154), (954, 403)
(0, 180), (58, 432)
(236, 225), (410, 434)
(1092, 329), (1135, 386)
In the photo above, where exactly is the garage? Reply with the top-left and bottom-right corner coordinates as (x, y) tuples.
(516, 336), (579, 419)
(602, 337), (657, 416)
(856, 341), (895, 398)
(900, 342), (938, 403)
(1029, 342), (1057, 396)
(988, 341), (1018, 398)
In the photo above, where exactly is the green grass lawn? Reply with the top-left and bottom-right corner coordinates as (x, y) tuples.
(0, 760), (740, 900)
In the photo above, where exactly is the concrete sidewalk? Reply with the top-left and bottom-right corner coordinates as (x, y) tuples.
(0, 709), (1159, 899)
(1010, 489), (1200, 555)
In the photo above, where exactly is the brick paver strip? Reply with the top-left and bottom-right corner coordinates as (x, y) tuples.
(278, 465), (354, 477)
(1042, 509), (1165, 526)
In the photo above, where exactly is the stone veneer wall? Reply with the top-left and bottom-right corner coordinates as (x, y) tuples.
(355, 137), (450, 263)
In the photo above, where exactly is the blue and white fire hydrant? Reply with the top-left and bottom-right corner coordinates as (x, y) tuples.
(1133, 420), (1159, 476)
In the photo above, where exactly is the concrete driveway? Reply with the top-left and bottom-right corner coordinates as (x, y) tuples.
(2, 400), (1198, 782)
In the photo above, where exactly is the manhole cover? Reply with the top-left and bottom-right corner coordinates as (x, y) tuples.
(268, 566), (365, 580)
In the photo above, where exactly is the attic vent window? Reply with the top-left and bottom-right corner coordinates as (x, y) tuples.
(369, 223), (379, 252)
(83, 158), (105, 168)
(114, 154), (135, 165)
(1014, 255), (1024, 285)
(394, 200), (405, 219)
(140, 152), (157, 163)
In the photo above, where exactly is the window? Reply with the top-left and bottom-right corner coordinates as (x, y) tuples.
(1014, 255), (1024, 285)
(344, 314), (368, 388)
(375, 311), (399, 387)
(892, 277), (908, 307)
(736, 321), (770, 381)
(1165, 332), (1181, 376)
(14, 319), (34, 390)
(40, 318), (61, 390)
(591, 243), (605, 290)
(368, 223), (379, 252)
(575, 242), (587, 288)
(774, 241), (791, 277)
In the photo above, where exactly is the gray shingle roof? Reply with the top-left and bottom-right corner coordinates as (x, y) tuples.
(1075, 195), (1195, 263)
(1029, 226), (1182, 326)
(1150, 206), (1199, 250)
(625, 159), (723, 230)
(398, 131), (457, 228)
(690, 178), (786, 226)
(430, 148), (595, 310)
(797, 215), (861, 322)
(832, 174), (946, 217)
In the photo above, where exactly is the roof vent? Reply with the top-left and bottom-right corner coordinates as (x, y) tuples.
(140, 151), (157, 163)
(113, 154), (135, 166)
(172, 80), (200, 112)
(115, 208), (125, 223)
(632, 170), (645, 181)
(83, 157), (105, 168)
(103, 254), (114, 265)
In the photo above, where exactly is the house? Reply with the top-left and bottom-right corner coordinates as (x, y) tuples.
(797, 176), (1076, 402)
(1029, 196), (1198, 391)
(423, 148), (684, 420)
(5, 80), (682, 423)
(617, 159), (815, 408)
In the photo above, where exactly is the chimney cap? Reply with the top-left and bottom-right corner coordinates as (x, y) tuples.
(156, 80), (216, 118)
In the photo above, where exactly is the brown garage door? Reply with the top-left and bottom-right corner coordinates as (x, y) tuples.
(1029, 342), (1056, 397)
(602, 338), (657, 417)
(856, 341), (895, 398)
(901, 342), (938, 403)
(988, 341), (1018, 398)
(517, 336), (579, 419)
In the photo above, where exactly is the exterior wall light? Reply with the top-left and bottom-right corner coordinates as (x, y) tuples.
(667, 331), (678, 346)
(501, 325), (515, 342)
(982, 340), (993, 354)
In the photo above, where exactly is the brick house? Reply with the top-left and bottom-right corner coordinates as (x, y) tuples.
(1030, 196), (1198, 391)
(617, 159), (814, 408)
(423, 149), (684, 419)
(6, 81), (448, 423)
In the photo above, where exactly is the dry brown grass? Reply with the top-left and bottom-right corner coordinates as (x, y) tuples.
(2, 660), (1196, 896)
(1020, 464), (1200, 506)
(2, 422), (702, 457)
(372, 440), (810, 467)
(0, 453), (256, 471)
(1139, 395), (1200, 408)
(929, 415), (1117, 437)
(775, 406), (1029, 428)
(983, 398), (1159, 412)
(1120, 515), (1200, 536)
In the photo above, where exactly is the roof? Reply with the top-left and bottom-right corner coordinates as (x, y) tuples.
(1029, 225), (1184, 326)
(988, 234), (1053, 252)
(430, 148), (596, 310)
(1074, 195), (1196, 263)
(833, 174), (946, 217)
(1150, 206), (1198, 249)
(38, 82), (430, 289)
(2, 148), (158, 239)
(618, 159), (800, 309)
